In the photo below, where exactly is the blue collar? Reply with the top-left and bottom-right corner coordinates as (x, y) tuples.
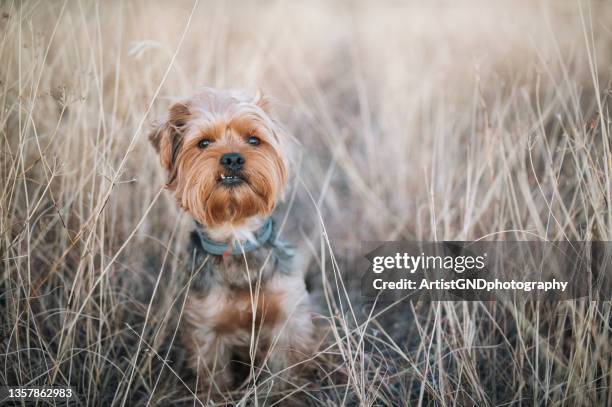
(195, 218), (274, 257)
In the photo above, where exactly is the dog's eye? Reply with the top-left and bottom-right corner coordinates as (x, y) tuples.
(198, 139), (212, 149)
(247, 136), (260, 146)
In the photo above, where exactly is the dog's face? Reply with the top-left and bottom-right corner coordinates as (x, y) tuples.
(149, 89), (288, 228)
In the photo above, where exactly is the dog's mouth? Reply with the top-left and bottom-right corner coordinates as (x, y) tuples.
(218, 172), (246, 186)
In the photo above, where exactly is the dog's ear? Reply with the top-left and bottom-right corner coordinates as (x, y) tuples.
(254, 89), (273, 115)
(149, 102), (191, 184)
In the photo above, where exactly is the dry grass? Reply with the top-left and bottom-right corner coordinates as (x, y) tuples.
(1, 0), (612, 405)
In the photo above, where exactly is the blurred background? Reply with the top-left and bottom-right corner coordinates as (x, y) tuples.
(1, 0), (612, 405)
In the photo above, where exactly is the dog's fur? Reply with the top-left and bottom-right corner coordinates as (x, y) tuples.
(149, 88), (315, 395)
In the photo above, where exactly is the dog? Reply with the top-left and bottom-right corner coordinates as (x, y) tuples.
(148, 88), (315, 397)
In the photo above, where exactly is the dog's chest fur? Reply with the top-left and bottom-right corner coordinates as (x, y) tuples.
(187, 227), (293, 292)
(183, 227), (301, 344)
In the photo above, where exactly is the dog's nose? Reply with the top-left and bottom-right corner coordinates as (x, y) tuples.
(220, 152), (245, 171)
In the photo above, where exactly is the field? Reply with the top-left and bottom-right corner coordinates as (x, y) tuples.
(1, 0), (612, 405)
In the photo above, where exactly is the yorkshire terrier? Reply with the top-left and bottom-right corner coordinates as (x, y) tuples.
(149, 88), (315, 397)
